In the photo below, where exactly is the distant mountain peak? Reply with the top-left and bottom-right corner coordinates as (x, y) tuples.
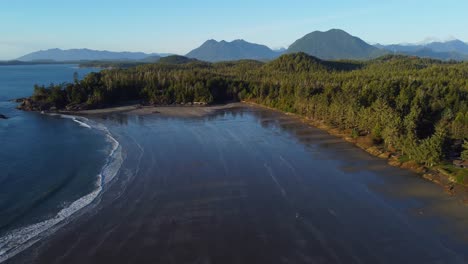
(415, 37), (442, 45)
(376, 36), (468, 60)
(287, 29), (386, 60)
(327, 28), (348, 34)
(186, 39), (279, 62)
(375, 38), (468, 61)
(413, 37), (464, 45)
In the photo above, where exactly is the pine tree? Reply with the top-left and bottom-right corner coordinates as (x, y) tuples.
(462, 140), (468, 161)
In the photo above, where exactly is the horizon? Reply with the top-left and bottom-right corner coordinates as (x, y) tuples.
(11, 32), (468, 59)
(1, 0), (468, 60)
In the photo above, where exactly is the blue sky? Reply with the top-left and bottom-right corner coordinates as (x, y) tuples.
(1, 0), (467, 59)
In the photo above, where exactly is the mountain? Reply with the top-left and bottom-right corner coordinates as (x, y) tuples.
(287, 29), (386, 60)
(17, 48), (164, 62)
(400, 48), (468, 61)
(374, 44), (422, 53)
(186, 39), (280, 62)
(376, 39), (468, 54)
(375, 39), (468, 61)
(425, 40), (468, 54)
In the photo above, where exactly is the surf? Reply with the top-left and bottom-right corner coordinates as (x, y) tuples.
(0, 115), (123, 263)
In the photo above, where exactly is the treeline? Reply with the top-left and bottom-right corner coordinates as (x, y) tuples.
(29, 62), (244, 110)
(78, 61), (147, 69)
(24, 53), (468, 166)
(247, 54), (468, 167)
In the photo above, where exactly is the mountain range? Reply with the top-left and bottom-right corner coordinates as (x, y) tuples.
(375, 39), (468, 54)
(374, 39), (468, 60)
(15, 30), (468, 63)
(17, 48), (171, 62)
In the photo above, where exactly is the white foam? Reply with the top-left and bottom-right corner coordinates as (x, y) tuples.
(73, 118), (92, 129)
(102, 135), (123, 185)
(0, 115), (123, 263)
(43, 113), (91, 129)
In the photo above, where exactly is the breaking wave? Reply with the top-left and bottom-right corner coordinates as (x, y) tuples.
(0, 115), (123, 263)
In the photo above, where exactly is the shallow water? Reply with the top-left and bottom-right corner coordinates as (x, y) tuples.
(10, 107), (468, 263)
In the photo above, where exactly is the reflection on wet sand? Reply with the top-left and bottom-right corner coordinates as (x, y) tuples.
(11, 104), (468, 264)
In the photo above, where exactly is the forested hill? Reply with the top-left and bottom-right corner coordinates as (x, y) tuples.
(287, 29), (387, 60)
(19, 53), (468, 175)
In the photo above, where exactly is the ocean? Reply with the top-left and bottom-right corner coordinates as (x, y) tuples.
(0, 64), (122, 261)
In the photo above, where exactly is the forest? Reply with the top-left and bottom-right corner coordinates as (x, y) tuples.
(20, 53), (468, 177)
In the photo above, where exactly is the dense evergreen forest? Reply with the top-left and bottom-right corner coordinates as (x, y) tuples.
(20, 53), (468, 175)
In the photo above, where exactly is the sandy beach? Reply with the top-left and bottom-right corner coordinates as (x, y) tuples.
(8, 104), (468, 264)
(64, 103), (245, 117)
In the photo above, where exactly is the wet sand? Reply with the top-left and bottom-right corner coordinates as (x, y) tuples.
(8, 104), (468, 264)
(65, 103), (243, 117)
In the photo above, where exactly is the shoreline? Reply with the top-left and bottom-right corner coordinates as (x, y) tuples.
(9, 100), (468, 263)
(0, 115), (123, 263)
(242, 101), (468, 204)
(21, 100), (468, 202)
(58, 102), (245, 117)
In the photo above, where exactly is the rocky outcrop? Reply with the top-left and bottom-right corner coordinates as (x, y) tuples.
(16, 97), (93, 112)
(16, 98), (52, 111)
(13, 98), (26, 103)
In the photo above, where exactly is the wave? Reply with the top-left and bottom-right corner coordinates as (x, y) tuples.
(47, 113), (91, 129)
(0, 115), (123, 263)
(73, 118), (92, 129)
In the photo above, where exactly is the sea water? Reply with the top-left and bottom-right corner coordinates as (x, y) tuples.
(0, 64), (122, 261)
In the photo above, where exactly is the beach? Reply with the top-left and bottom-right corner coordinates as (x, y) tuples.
(8, 104), (468, 264)
(64, 102), (243, 117)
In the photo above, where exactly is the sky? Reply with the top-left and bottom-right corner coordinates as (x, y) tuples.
(1, 0), (468, 60)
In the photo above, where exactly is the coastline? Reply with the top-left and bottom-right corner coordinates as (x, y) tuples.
(242, 101), (468, 204)
(9, 101), (468, 263)
(19, 100), (468, 202)
(59, 102), (245, 117)
(0, 114), (123, 263)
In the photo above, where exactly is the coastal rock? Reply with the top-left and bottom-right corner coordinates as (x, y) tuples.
(378, 152), (392, 159)
(13, 98), (26, 103)
(365, 146), (382, 156)
(388, 159), (402, 167)
(0, 114), (7, 119)
(400, 161), (426, 173)
(16, 98), (52, 111)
